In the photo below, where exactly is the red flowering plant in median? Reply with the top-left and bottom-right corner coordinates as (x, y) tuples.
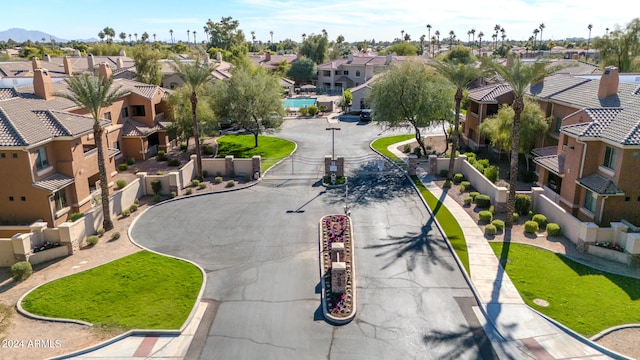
(322, 215), (354, 318)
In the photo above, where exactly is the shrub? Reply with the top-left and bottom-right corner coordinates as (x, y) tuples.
(464, 152), (476, 161)
(116, 179), (127, 189)
(226, 180), (236, 188)
(11, 261), (33, 281)
(203, 171), (208, 178)
(319, 104), (328, 113)
(492, 220), (505, 232)
(308, 105), (319, 116)
(298, 107), (309, 116)
(412, 146), (422, 158)
(489, 205), (495, 214)
(439, 169), (449, 178)
(459, 184), (467, 192)
(464, 196), (473, 206)
(469, 192), (480, 201)
(453, 173), (464, 184)
(203, 145), (215, 155)
(118, 163), (128, 171)
(168, 158), (181, 167)
(473, 162), (485, 173)
(532, 214), (547, 228)
(180, 143), (187, 151)
(484, 224), (497, 236)
(515, 194), (532, 215)
(97, 228), (105, 237)
(198, 182), (207, 189)
(524, 220), (539, 234)
(86, 235), (99, 246)
(186, 188), (193, 195)
(528, 210), (535, 219)
(170, 191), (177, 198)
(484, 165), (499, 183)
(126, 157), (136, 165)
(444, 150), (460, 158)
(547, 223), (561, 236)
(111, 232), (120, 240)
(460, 181), (471, 189)
(70, 212), (84, 222)
(153, 194), (162, 203)
(191, 179), (200, 187)
(129, 203), (138, 212)
(157, 150), (167, 161)
(214, 176), (223, 184)
(477, 159), (490, 168)
(403, 144), (412, 153)
(151, 180), (162, 195)
(121, 209), (131, 217)
(512, 212), (519, 223)
(475, 194), (491, 208)
(443, 179), (452, 188)
(479, 210), (493, 223)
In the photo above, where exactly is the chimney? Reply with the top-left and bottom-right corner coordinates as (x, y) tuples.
(98, 63), (112, 83)
(33, 68), (54, 100)
(348, 53), (353, 62)
(31, 57), (41, 71)
(598, 66), (619, 99)
(63, 56), (73, 75)
(44, 54), (51, 62)
(73, 49), (81, 56)
(116, 57), (124, 69)
(87, 53), (95, 71)
(119, 49), (126, 57)
(265, 52), (271, 62)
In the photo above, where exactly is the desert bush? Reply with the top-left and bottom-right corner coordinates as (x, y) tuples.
(214, 176), (223, 184)
(403, 144), (411, 153)
(492, 220), (505, 232)
(118, 163), (128, 171)
(484, 224), (497, 236)
(477, 159), (490, 168)
(412, 146), (422, 158)
(151, 180), (162, 195)
(121, 209), (131, 217)
(308, 105), (319, 116)
(70, 212), (84, 222)
(116, 179), (127, 189)
(475, 194), (491, 208)
(170, 191), (177, 198)
(186, 188), (193, 195)
(469, 192), (480, 201)
(126, 157), (136, 165)
(198, 182), (207, 189)
(168, 158), (181, 167)
(479, 210), (493, 222)
(439, 169), (449, 178)
(489, 205), (495, 214)
(512, 212), (519, 222)
(528, 210), (535, 219)
(532, 214), (547, 228)
(153, 194), (162, 203)
(547, 223), (561, 236)
(484, 165), (499, 183)
(443, 179), (452, 188)
(459, 183), (467, 192)
(129, 203), (138, 212)
(86, 235), (99, 246)
(515, 194), (532, 215)
(524, 220), (539, 234)
(298, 107), (309, 116)
(464, 196), (473, 206)
(111, 232), (120, 240)
(191, 179), (200, 187)
(460, 181), (471, 188)
(473, 162), (485, 173)
(157, 150), (167, 161)
(226, 180), (236, 188)
(453, 173), (464, 184)
(97, 228), (105, 237)
(464, 152), (476, 162)
(11, 261), (33, 281)
(319, 104), (328, 113)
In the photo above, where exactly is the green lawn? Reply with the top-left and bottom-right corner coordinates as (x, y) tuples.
(371, 136), (469, 274)
(370, 134), (414, 169)
(217, 135), (296, 172)
(21, 251), (202, 330)
(490, 242), (640, 336)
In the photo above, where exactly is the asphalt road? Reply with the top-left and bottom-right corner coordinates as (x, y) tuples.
(131, 118), (495, 359)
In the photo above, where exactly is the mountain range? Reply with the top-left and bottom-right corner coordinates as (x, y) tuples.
(0, 28), (97, 43)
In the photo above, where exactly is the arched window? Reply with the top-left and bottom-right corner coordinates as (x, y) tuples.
(355, 70), (361, 77)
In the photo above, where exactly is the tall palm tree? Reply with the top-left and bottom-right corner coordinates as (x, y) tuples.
(484, 54), (552, 227)
(128, 34), (132, 42)
(119, 32), (126, 43)
(449, 30), (455, 47)
(187, 29), (190, 44)
(153, 33), (156, 42)
(426, 24), (432, 56)
(587, 24), (593, 49)
(270, 30), (274, 43)
(169, 29), (174, 45)
(301, 33), (306, 42)
(538, 23), (545, 50)
(420, 34), (426, 54)
(471, 29), (476, 47)
(430, 58), (485, 182)
(193, 30), (197, 44)
(169, 58), (216, 180)
(478, 31), (484, 50)
(533, 28), (539, 51)
(401, 30), (405, 42)
(500, 28), (506, 47)
(435, 30), (440, 55)
(59, 74), (128, 231)
(494, 24), (501, 49)
(467, 30), (471, 45)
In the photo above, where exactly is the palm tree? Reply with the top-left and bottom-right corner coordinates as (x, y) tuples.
(119, 32), (126, 43)
(169, 58), (217, 180)
(467, 30), (471, 45)
(587, 24), (593, 49)
(435, 30), (440, 55)
(169, 29), (174, 44)
(401, 30), (405, 42)
(533, 28), (539, 51)
(500, 27), (506, 47)
(98, 31), (105, 42)
(193, 30), (196, 44)
(471, 28), (476, 47)
(449, 30), (455, 47)
(478, 31), (484, 50)
(605, 27), (609, 36)
(187, 29), (190, 44)
(128, 34), (132, 42)
(59, 74), (128, 231)
(153, 33), (156, 42)
(301, 33), (306, 42)
(430, 58), (484, 182)
(484, 54), (552, 227)
(494, 24), (501, 49)
(420, 34), (426, 54)
(134, 33), (138, 42)
(426, 24), (432, 55)
(270, 30), (274, 43)
(538, 23), (545, 50)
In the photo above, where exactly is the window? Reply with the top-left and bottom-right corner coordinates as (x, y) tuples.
(131, 105), (145, 116)
(54, 190), (67, 210)
(20, 196), (26, 202)
(113, 141), (120, 150)
(34, 147), (49, 170)
(584, 189), (597, 213)
(121, 107), (129, 118)
(603, 146), (617, 170)
(9, 196), (14, 201)
(12, 153), (17, 158)
(104, 111), (111, 120)
(0, 153), (5, 158)
(555, 117), (563, 132)
(343, 70), (349, 75)
(355, 70), (361, 77)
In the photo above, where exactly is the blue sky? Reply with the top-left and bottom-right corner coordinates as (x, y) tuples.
(5, 0), (639, 43)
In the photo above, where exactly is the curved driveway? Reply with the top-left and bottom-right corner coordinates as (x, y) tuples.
(131, 118), (493, 359)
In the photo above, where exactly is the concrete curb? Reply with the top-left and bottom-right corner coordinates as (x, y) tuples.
(591, 323), (640, 341)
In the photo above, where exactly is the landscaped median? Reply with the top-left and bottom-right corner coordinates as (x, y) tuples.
(320, 214), (356, 324)
(19, 251), (203, 330)
(371, 136), (470, 274)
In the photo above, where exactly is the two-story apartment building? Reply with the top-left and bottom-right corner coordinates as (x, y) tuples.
(0, 63), (171, 227)
(462, 83), (514, 150)
(532, 67), (640, 226)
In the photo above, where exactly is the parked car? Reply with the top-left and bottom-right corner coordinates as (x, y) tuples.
(360, 109), (372, 122)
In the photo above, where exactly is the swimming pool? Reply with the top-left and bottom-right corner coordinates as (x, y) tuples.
(283, 97), (317, 109)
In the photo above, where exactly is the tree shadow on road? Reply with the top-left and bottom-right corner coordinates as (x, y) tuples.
(363, 218), (454, 272)
(422, 325), (498, 360)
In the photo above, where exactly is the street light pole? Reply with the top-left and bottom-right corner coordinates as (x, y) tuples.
(325, 127), (341, 160)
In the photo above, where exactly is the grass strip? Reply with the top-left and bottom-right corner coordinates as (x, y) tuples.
(217, 135), (295, 172)
(370, 134), (414, 169)
(490, 242), (640, 336)
(22, 251), (202, 330)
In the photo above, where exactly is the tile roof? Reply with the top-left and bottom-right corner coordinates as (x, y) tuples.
(562, 107), (640, 145)
(468, 83), (513, 102)
(121, 119), (159, 137)
(33, 173), (74, 192)
(533, 154), (565, 175)
(527, 74), (590, 98)
(578, 173), (623, 195)
(113, 79), (168, 99)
